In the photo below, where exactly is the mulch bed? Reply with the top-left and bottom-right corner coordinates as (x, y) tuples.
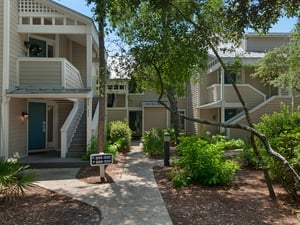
(153, 166), (300, 225)
(1, 151), (300, 225)
(0, 186), (101, 225)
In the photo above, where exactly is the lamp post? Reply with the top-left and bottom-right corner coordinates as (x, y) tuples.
(164, 132), (170, 166)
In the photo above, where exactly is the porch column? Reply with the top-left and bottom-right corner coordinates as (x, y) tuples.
(86, 31), (93, 89)
(55, 34), (60, 57)
(1, 0), (10, 158)
(86, 97), (93, 149)
(220, 67), (225, 133)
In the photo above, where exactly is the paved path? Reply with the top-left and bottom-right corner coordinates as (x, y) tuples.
(34, 142), (173, 225)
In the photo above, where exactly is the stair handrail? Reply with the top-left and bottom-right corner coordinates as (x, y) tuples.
(60, 99), (85, 158)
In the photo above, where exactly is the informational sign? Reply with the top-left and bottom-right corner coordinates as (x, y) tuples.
(90, 153), (113, 166)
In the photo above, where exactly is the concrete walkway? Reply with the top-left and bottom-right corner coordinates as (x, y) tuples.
(33, 142), (173, 225)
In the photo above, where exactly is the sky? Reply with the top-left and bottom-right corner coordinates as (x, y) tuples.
(53, 0), (298, 54)
(53, 0), (298, 32)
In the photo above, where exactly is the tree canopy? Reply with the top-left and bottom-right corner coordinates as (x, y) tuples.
(252, 23), (300, 92)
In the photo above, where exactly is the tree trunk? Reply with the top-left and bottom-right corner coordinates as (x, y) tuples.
(166, 86), (180, 143)
(97, 1), (106, 153)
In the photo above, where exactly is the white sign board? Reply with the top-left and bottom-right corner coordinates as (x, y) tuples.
(90, 153), (113, 166)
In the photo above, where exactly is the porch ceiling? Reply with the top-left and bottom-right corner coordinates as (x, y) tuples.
(6, 87), (92, 99)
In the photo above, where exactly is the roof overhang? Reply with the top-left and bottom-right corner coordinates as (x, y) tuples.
(6, 88), (93, 99)
(198, 100), (222, 109)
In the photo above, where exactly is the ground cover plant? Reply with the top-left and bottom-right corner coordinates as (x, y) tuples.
(170, 135), (240, 187)
(82, 120), (131, 160)
(0, 154), (37, 201)
(142, 128), (177, 157)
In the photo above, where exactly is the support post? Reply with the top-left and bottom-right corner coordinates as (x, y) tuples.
(99, 165), (105, 179)
(164, 132), (170, 166)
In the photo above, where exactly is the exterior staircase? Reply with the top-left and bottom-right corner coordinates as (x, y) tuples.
(66, 111), (87, 158)
(65, 96), (99, 158)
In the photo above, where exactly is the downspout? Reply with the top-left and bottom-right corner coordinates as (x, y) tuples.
(1, 0), (10, 158)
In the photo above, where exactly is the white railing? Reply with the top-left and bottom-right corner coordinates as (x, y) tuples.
(206, 84), (266, 107)
(17, 57), (83, 89)
(60, 99), (85, 158)
(63, 59), (84, 88)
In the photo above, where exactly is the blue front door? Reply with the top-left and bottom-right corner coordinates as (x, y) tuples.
(28, 102), (46, 150)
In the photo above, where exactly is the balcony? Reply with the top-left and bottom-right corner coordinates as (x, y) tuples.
(17, 57), (84, 89)
(206, 84), (266, 109)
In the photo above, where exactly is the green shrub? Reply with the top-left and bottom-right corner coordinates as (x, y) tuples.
(107, 120), (132, 152)
(0, 154), (37, 201)
(143, 128), (164, 157)
(255, 104), (300, 199)
(82, 135), (97, 160)
(172, 136), (239, 186)
(143, 128), (179, 157)
(82, 135), (118, 160)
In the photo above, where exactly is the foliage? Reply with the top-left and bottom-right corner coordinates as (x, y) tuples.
(82, 135), (98, 160)
(82, 135), (118, 161)
(252, 23), (300, 92)
(172, 136), (239, 187)
(223, 0), (300, 35)
(143, 128), (178, 157)
(0, 154), (37, 201)
(255, 104), (300, 199)
(143, 128), (165, 157)
(107, 120), (132, 152)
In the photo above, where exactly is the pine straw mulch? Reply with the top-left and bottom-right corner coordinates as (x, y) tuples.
(153, 166), (300, 225)
(1, 151), (300, 225)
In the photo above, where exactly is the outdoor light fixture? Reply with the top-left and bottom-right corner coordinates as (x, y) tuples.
(21, 112), (29, 120)
(24, 41), (31, 49)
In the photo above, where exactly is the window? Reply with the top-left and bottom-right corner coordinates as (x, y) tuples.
(178, 110), (186, 131)
(225, 109), (237, 121)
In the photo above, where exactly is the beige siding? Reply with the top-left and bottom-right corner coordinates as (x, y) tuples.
(72, 42), (87, 87)
(244, 68), (272, 98)
(58, 103), (73, 147)
(199, 70), (218, 105)
(247, 36), (290, 52)
(108, 94), (126, 107)
(128, 91), (160, 108)
(229, 96), (293, 139)
(9, 1), (24, 88)
(186, 78), (201, 134)
(199, 109), (220, 135)
(177, 97), (187, 109)
(143, 107), (168, 132)
(9, 99), (28, 157)
(59, 35), (70, 60)
(19, 61), (62, 87)
(225, 85), (265, 109)
(107, 109), (127, 123)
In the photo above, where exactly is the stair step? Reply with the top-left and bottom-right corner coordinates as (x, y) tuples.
(66, 151), (86, 158)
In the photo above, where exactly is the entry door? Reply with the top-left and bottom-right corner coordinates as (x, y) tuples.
(28, 102), (46, 150)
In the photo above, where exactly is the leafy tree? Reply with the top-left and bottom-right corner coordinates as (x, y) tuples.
(256, 104), (300, 200)
(252, 23), (300, 92)
(119, 1), (208, 141)
(223, 0), (300, 35)
(87, 0), (300, 199)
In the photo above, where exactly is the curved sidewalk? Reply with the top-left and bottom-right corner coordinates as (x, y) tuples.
(34, 142), (173, 225)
